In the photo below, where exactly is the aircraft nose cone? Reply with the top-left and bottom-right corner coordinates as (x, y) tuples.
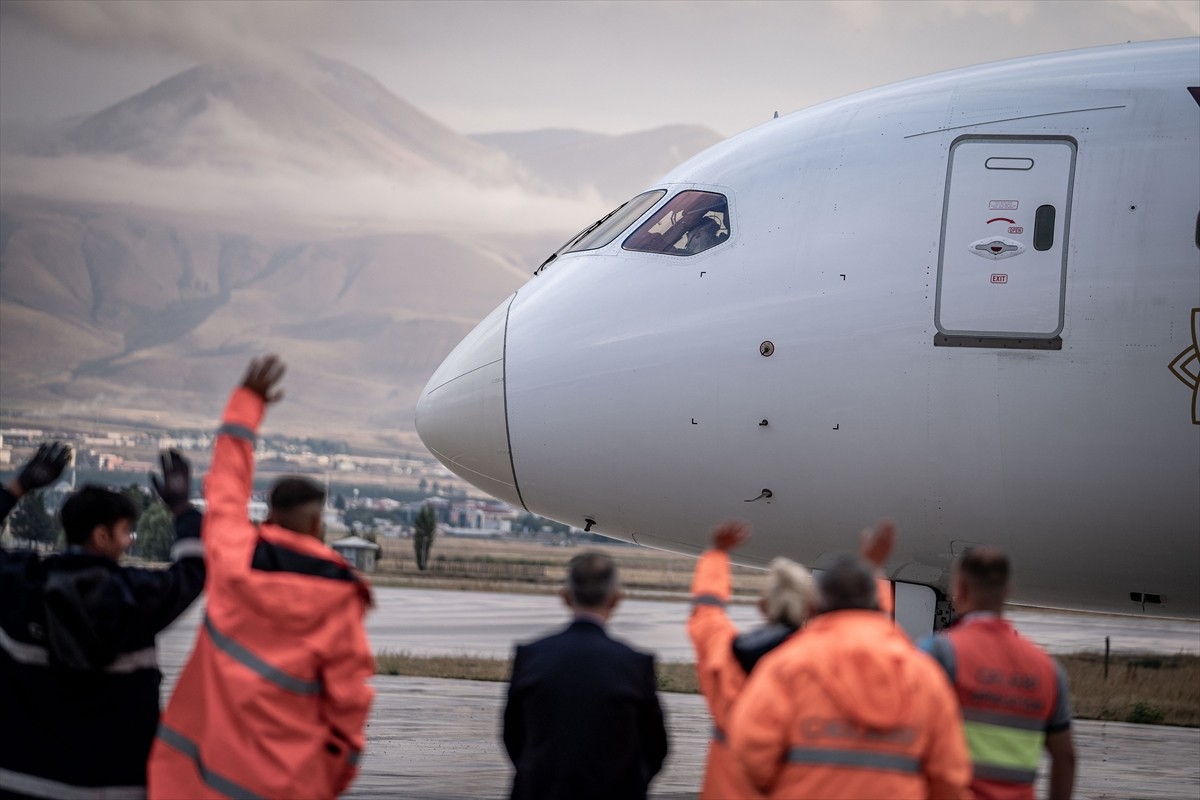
(415, 296), (522, 508)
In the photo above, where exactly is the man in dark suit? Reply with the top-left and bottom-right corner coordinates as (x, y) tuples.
(503, 552), (669, 800)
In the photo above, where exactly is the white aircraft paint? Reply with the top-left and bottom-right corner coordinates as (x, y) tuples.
(416, 39), (1200, 631)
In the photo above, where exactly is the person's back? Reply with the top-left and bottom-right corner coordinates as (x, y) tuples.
(923, 547), (1075, 800)
(687, 520), (819, 800)
(149, 356), (375, 800)
(729, 556), (971, 800)
(1, 446), (205, 799)
(503, 552), (667, 800)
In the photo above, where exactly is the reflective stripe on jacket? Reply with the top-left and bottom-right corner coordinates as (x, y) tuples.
(728, 610), (972, 800)
(148, 387), (375, 800)
(687, 550), (764, 800)
(938, 615), (1066, 800)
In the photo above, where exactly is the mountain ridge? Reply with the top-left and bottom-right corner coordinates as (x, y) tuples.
(0, 55), (724, 440)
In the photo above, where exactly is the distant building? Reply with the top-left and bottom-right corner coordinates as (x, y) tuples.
(330, 535), (381, 572)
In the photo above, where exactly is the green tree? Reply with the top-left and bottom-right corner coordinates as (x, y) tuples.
(413, 504), (437, 571)
(134, 502), (174, 561)
(123, 484), (153, 512)
(9, 492), (61, 548)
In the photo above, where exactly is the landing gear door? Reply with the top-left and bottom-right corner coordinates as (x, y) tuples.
(935, 136), (1076, 345)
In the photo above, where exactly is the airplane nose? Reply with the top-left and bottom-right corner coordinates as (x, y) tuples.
(414, 296), (522, 508)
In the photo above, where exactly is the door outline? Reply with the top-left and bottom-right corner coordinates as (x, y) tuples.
(934, 135), (1077, 347)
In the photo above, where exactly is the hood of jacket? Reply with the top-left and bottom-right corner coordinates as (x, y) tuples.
(228, 523), (372, 634)
(802, 609), (922, 731)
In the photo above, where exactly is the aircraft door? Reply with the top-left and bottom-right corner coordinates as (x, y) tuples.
(935, 136), (1077, 347)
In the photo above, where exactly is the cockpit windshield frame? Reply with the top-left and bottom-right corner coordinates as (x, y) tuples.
(535, 189), (668, 273)
(622, 190), (731, 257)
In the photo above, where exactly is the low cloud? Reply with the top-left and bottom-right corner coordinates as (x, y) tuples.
(0, 151), (609, 236)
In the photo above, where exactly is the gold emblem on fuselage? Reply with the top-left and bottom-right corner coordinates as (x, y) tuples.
(1168, 308), (1200, 424)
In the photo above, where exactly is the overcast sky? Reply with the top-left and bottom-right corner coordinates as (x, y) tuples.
(1, 0), (1197, 139)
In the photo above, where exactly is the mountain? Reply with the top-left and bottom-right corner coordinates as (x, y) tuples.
(57, 53), (525, 183)
(0, 55), (724, 444)
(473, 125), (724, 204)
(0, 196), (553, 437)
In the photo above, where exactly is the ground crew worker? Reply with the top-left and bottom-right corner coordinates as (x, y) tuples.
(148, 355), (375, 800)
(922, 547), (1076, 800)
(1, 445), (205, 799)
(688, 519), (897, 799)
(689, 521), (813, 799)
(728, 554), (971, 799)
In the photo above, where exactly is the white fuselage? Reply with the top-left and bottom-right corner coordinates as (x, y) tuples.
(416, 39), (1200, 622)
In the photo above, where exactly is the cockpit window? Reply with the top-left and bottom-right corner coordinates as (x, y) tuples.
(622, 190), (730, 256)
(536, 189), (667, 272)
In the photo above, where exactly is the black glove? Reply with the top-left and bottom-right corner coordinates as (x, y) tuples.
(150, 449), (192, 515)
(17, 442), (71, 492)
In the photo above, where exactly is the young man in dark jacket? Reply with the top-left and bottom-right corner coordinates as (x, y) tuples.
(0, 444), (205, 799)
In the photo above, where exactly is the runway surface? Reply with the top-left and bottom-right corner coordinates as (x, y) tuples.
(155, 587), (1200, 799)
(365, 587), (1200, 661)
(340, 677), (1200, 800)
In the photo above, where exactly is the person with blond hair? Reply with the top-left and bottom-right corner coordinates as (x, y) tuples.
(686, 519), (894, 799)
(727, 546), (970, 799)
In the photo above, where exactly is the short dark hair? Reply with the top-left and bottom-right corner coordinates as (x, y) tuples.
(60, 485), (139, 546)
(565, 552), (618, 609)
(816, 555), (878, 613)
(956, 546), (1011, 596)
(269, 477), (325, 511)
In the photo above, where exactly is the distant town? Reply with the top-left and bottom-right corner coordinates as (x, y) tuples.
(0, 422), (596, 548)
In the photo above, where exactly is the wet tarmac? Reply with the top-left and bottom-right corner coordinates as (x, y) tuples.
(155, 587), (1200, 799)
(363, 587), (1200, 661)
(338, 676), (1200, 800)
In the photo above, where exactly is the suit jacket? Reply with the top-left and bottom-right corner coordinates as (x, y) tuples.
(503, 617), (669, 800)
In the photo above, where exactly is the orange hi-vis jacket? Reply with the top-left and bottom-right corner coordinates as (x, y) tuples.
(687, 550), (766, 800)
(148, 387), (375, 800)
(933, 615), (1070, 800)
(729, 609), (972, 800)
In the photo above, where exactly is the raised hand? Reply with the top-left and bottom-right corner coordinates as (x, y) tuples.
(240, 355), (286, 404)
(860, 518), (897, 568)
(711, 519), (752, 552)
(151, 449), (192, 515)
(16, 441), (71, 493)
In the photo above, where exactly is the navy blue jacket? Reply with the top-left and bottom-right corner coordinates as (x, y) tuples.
(503, 618), (668, 800)
(0, 497), (204, 799)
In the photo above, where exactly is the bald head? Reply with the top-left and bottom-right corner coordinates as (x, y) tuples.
(268, 476), (325, 538)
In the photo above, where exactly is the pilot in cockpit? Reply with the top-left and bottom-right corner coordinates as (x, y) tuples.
(682, 213), (724, 254)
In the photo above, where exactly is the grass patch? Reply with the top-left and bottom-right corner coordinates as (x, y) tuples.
(375, 651), (513, 682)
(375, 651), (1200, 727)
(1059, 653), (1199, 727)
(374, 650), (701, 695)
